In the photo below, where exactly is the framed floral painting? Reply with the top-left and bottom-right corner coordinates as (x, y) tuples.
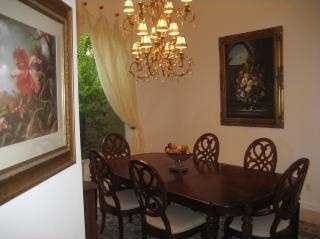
(0, 0), (74, 205)
(219, 27), (284, 128)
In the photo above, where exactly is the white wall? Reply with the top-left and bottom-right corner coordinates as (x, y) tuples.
(174, 0), (320, 212)
(0, 0), (86, 238)
(136, 80), (181, 152)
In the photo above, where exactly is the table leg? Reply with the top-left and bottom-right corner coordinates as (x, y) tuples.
(207, 207), (220, 239)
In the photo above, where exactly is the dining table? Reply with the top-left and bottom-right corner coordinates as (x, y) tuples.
(109, 153), (282, 239)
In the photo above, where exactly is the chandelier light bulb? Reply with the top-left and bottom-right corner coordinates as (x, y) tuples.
(156, 18), (169, 33)
(169, 22), (180, 36)
(176, 36), (187, 49)
(137, 21), (148, 36)
(123, 0), (135, 15)
(164, 1), (174, 14)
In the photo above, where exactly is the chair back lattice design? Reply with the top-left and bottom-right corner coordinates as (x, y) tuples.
(270, 158), (309, 235)
(89, 150), (121, 209)
(244, 138), (277, 173)
(129, 160), (172, 232)
(193, 133), (220, 169)
(101, 133), (131, 161)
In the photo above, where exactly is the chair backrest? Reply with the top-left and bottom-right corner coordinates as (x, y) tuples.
(88, 150), (103, 183)
(129, 160), (169, 219)
(273, 158), (309, 220)
(101, 133), (131, 161)
(89, 150), (120, 209)
(244, 138), (277, 173)
(193, 133), (220, 169)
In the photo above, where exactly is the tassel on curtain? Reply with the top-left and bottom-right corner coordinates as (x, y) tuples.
(78, 5), (145, 154)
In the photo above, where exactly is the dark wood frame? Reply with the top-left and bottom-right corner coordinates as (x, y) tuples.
(219, 26), (284, 128)
(0, 0), (74, 205)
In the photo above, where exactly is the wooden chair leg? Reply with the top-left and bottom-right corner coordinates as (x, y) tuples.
(129, 214), (133, 223)
(100, 211), (106, 234)
(141, 214), (147, 239)
(118, 216), (124, 239)
(207, 214), (220, 239)
(223, 216), (233, 239)
(201, 226), (209, 239)
(293, 204), (300, 239)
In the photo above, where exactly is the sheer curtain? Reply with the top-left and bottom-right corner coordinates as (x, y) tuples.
(78, 6), (145, 153)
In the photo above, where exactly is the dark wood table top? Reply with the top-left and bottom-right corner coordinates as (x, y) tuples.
(109, 153), (280, 213)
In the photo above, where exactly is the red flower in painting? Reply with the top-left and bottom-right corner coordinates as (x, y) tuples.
(0, 117), (9, 133)
(8, 98), (25, 119)
(11, 47), (42, 98)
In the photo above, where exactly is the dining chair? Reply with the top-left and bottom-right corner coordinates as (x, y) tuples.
(193, 133), (220, 170)
(101, 133), (131, 161)
(129, 159), (208, 239)
(244, 138), (277, 173)
(101, 133), (132, 191)
(90, 150), (141, 239)
(224, 157), (310, 239)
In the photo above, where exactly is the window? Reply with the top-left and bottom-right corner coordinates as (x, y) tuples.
(77, 35), (124, 158)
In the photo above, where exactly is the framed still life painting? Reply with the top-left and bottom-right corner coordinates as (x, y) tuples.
(0, 0), (74, 205)
(219, 26), (284, 128)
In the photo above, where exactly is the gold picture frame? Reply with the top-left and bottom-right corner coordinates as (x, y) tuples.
(219, 26), (284, 128)
(0, 0), (75, 205)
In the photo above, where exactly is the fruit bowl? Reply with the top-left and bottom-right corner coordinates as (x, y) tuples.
(166, 152), (193, 162)
(165, 143), (192, 174)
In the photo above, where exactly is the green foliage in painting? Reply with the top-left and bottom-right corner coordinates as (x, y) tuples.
(77, 35), (124, 158)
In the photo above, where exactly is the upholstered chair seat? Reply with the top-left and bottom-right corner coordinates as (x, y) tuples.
(146, 203), (207, 234)
(105, 189), (139, 210)
(230, 213), (290, 237)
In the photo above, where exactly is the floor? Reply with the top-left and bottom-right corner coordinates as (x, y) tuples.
(98, 213), (320, 239)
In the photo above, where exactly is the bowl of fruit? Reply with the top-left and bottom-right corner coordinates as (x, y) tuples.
(165, 143), (192, 173)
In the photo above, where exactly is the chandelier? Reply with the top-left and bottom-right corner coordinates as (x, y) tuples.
(121, 0), (196, 81)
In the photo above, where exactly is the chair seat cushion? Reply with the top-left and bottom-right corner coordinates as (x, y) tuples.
(146, 203), (206, 234)
(230, 213), (290, 237)
(105, 189), (139, 211)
